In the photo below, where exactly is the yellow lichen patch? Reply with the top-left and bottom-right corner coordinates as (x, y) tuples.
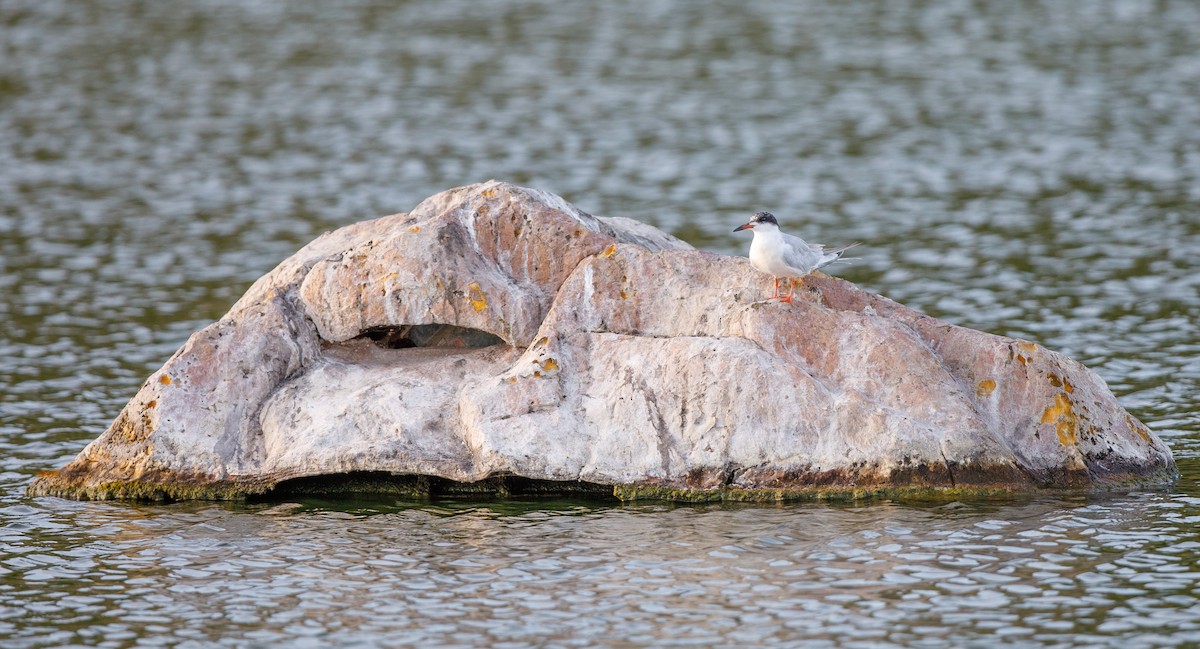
(481, 188), (498, 198)
(599, 244), (617, 258)
(1041, 392), (1079, 445)
(537, 337), (549, 347)
(467, 282), (487, 312)
(409, 225), (420, 233)
(1048, 374), (1076, 393)
(159, 374), (172, 385)
(1018, 341), (1038, 355)
(619, 290), (629, 300)
(975, 379), (996, 398)
(1126, 414), (1152, 443)
(1016, 355), (1028, 366)
(110, 409), (153, 445)
(379, 272), (398, 284)
(533, 370), (542, 378)
(542, 358), (559, 372)
(146, 400), (157, 409)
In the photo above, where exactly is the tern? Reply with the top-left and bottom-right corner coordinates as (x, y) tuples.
(733, 211), (858, 304)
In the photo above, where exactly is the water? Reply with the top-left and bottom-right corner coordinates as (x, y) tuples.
(3, 496), (1200, 648)
(1, 1), (1198, 646)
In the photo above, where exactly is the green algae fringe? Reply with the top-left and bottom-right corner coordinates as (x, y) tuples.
(28, 465), (1179, 505)
(27, 479), (270, 503)
(610, 483), (1029, 504)
(27, 472), (613, 503)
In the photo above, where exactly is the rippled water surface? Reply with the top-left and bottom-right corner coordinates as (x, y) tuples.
(2, 1), (1198, 647)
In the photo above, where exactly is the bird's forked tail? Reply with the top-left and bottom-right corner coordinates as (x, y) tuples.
(816, 242), (861, 269)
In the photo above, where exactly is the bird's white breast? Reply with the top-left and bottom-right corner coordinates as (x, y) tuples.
(749, 228), (814, 278)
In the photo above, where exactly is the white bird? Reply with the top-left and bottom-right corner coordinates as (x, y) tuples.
(733, 211), (858, 303)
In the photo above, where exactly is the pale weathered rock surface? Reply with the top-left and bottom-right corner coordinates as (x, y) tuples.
(29, 181), (1177, 501)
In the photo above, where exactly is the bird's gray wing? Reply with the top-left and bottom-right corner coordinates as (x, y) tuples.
(776, 231), (825, 272)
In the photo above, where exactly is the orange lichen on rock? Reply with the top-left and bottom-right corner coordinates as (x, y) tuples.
(110, 409), (153, 444)
(467, 282), (488, 312)
(599, 244), (618, 258)
(159, 374), (172, 385)
(1013, 341), (1039, 367)
(1041, 392), (1079, 445)
(1126, 414), (1152, 443)
(976, 379), (996, 397)
(1047, 374), (1074, 393)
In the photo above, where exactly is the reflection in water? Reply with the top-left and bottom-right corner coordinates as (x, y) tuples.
(1, 0), (1198, 646)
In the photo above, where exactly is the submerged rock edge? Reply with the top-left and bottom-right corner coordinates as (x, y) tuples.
(26, 463), (1180, 503)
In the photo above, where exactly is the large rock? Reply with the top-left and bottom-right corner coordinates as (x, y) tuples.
(29, 181), (1177, 501)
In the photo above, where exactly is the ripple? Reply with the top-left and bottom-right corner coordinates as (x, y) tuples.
(1, 0), (1200, 647)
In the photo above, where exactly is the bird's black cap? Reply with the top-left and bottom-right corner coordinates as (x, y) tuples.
(734, 211), (778, 232)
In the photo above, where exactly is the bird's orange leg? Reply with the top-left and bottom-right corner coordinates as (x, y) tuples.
(770, 277), (781, 300)
(780, 277), (802, 304)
